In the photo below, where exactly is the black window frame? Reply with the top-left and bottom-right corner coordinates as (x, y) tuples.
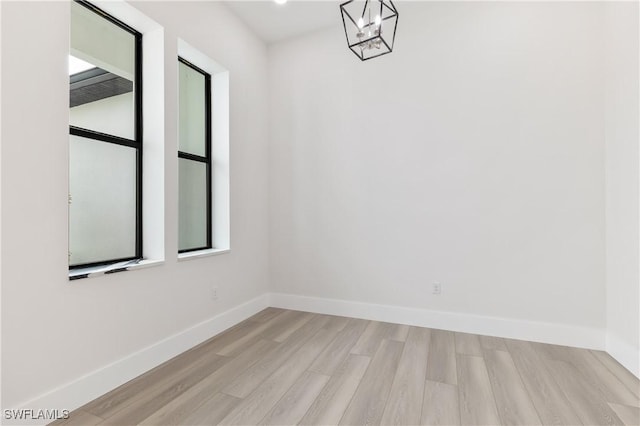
(177, 57), (212, 254)
(69, 0), (143, 270)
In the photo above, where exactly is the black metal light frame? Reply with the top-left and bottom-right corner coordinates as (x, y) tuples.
(69, 0), (143, 270)
(340, 0), (399, 61)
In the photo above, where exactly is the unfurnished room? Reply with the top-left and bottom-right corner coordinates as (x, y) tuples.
(0, 0), (639, 425)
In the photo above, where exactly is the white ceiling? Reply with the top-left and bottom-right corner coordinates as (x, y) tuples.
(224, 1), (342, 44)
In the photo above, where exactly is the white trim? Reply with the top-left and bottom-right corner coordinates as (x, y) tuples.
(178, 248), (230, 261)
(141, 26), (166, 263)
(68, 259), (165, 280)
(270, 292), (606, 350)
(91, 0), (161, 34)
(606, 333), (640, 378)
(11, 294), (270, 423)
(128, 259), (165, 270)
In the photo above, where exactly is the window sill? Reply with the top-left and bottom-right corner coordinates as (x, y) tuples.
(69, 258), (164, 281)
(178, 248), (230, 262)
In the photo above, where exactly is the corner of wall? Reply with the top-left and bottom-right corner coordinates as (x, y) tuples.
(606, 332), (640, 378)
(11, 294), (270, 423)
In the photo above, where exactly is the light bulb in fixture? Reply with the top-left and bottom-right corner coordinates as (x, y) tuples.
(357, 17), (364, 29)
(374, 14), (381, 26)
(274, 0), (287, 4)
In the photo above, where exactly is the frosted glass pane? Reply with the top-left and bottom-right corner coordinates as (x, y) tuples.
(70, 90), (134, 139)
(179, 62), (206, 156)
(70, 1), (136, 140)
(69, 135), (137, 265)
(70, 2), (135, 80)
(179, 159), (208, 251)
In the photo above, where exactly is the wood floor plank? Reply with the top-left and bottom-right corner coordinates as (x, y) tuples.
(249, 307), (285, 323)
(484, 349), (541, 425)
(137, 338), (277, 425)
(99, 354), (229, 425)
(218, 310), (307, 355)
(535, 342), (640, 407)
(270, 310), (314, 342)
(546, 358), (624, 425)
(49, 410), (102, 426)
(456, 355), (501, 425)
(309, 318), (369, 376)
(340, 339), (404, 425)
(82, 332), (229, 419)
(530, 341), (574, 361)
(300, 355), (371, 426)
(571, 349), (639, 407)
(535, 342), (639, 407)
(454, 332), (483, 356)
(609, 403), (640, 426)
(479, 335), (507, 351)
(259, 371), (330, 425)
(222, 314), (329, 398)
(381, 327), (431, 425)
(322, 315), (350, 334)
(389, 324), (410, 342)
(206, 315), (282, 356)
(219, 328), (338, 425)
(425, 329), (457, 385)
(505, 338), (583, 425)
(350, 321), (393, 356)
(421, 380), (460, 426)
(63, 310), (640, 426)
(591, 351), (640, 399)
(178, 393), (240, 426)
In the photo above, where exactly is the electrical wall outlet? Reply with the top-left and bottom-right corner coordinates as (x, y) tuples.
(432, 282), (442, 295)
(211, 286), (219, 301)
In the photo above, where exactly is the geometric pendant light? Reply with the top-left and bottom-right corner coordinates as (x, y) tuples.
(340, 0), (399, 61)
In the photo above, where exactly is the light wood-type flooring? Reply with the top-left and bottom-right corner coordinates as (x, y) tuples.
(53, 308), (640, 425)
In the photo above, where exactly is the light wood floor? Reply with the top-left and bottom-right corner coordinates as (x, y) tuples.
(53, 308), (640, 425)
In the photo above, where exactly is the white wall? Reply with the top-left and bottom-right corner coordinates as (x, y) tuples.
(1, 0), (269, 410)
(269, 2), (607, 337)
(604, 1), (640, 377)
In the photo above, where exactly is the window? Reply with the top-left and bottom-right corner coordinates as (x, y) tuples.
(69, 0), (142, 268)
(178, 57), (212, 253)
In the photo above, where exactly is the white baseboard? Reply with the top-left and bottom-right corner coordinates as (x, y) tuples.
(606, 333), (640, 378)
(10, 294), (270, 425)
(270, 292), (606, 350)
